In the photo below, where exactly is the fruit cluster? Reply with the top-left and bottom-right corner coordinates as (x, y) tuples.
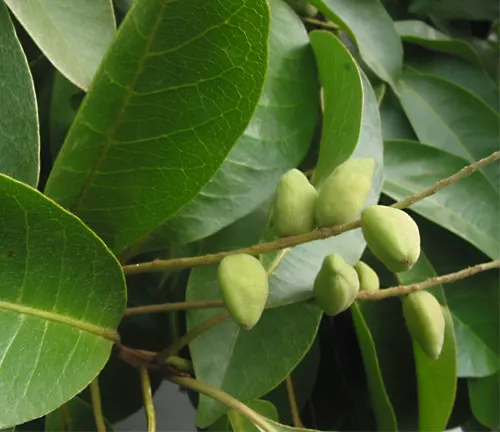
(216, 159), (446, 360)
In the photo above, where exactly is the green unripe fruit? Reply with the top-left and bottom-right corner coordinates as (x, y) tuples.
(285, 0), (318, 17)
(273, 169), (318, 237)
(361, 205), (420, 273)
(354, 261), (380, 291)
(402, 291), (445, 360)
(218, 254), (269, 330)
(313, 254), (360, 316)
(315, 158), (376, 227)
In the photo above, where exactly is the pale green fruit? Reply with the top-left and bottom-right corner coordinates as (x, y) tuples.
(285, 0), (318, 17)
(313, 254), (360, 316)
(315, 158), (376, 227)
(218, 254), (269, 330)
(273, 169), (318, 237)
(354, 261), (380, 291)
(361, 205), (420, 273)
(402, 291), (445, 360)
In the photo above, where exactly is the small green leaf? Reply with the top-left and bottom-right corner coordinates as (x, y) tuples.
(395, 20), (482, 67)
(309, 30), (363, 187)
(0, 1), (39, 187)
(352, 302), (398, 431)
(405, 53), (499, 111)
(45, 0), (270, 254)
(0, 174), (126, 428)
(229, 399), (279, 432)
(383, 140), (499, 260)
(310, 0), (403, 85)
(5, 0), (116, 90)
(266, 419), (322, 431)
(468, 373), (500, 430)
(396, 71), (500, 189)
(397, 254), (457, 432)
(45, 396), (113, 431)
(136, 0), (319, 250)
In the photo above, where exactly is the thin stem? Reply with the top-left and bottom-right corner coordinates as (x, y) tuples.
(164, 355), (194, 372)
(124, 299), (224, 316)
(157, 311), (229, 362)
(171, 376), (275, 432)
(391, 150), (500, 210)
(90, 378), (106, 432)
(286, 375), (304, 428)
(123, 151), (499, 276)
(357, 260), (500, 301)
(300, 17), (339, 30)
(139, 366), (156, 432)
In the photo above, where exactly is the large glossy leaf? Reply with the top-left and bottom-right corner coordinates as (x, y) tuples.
(351, 303), (398, 431)
(5, 0), (116, 90)
(379, 92), (416, 141)
(383, 140), (500, 260)
(468, 373), (500, 429)
(309, 31), (362, 186)
(404, 53), (499, 112)
(136, 0), (318, 250)
(188, 71), (383, 429)
(45, 396), (113, 431)
(309, 0), (403, 85)
(44, 0), (269, 254)
(417, 219), (499, 377)
(395, 71), (500, 189)
(394, 20), (481, 66)
(397, 254), (457, 432)
(0, 2), (39, 187)
(0, 174), (126, 428)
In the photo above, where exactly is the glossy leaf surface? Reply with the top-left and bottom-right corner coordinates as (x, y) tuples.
(0, 2), (39, 186)
(5, 0), (116, 90)
(0, 174), (125, 428)
(45, 0), (269, 254)
(138, 0), (318, 249)
(310, 0), (403, 85)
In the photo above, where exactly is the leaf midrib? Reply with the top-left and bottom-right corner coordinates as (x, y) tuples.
(0, 299), (118, 341)
(70, 0), (168, 213)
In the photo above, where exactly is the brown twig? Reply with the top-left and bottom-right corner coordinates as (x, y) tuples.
(124, 299), (224, 316)
(122, 151), (499, 276)
(170, 376), (275, 432)
(357, 260), (500, 301)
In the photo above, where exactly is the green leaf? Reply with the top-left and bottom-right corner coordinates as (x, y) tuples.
(44, 0), (270, 254)
(0, 174), (126, 428)
(417, 219), (499, 377)
(136, 0), (319, 250)
(394, 20), (482, 67)
(229, 399), (279, 432)
(383, 140), (500, 260)
(5, 0), (116, 90)
(396, 71), (500, 189)
(405, 53), (499, 112)
(266, 419), (321, 431)
(309, 30), (363, 186)
(397, 254), (457, 432)
(309, 0), (403, 85)
(45, 396), (113, 431)
(408, 0), (499, 21)
(0, 2), (39, 187)
(351, 302), (398, 431)
(468, 373), (500, 429)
